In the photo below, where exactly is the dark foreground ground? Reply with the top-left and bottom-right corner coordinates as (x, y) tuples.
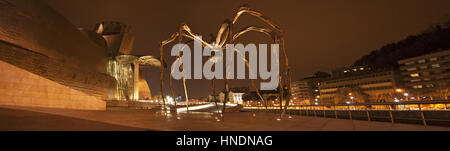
(1, 105), (449, 131)
(0, 107), (148, 131)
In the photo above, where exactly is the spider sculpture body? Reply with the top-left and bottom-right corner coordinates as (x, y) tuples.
(158, 6), (292, 119)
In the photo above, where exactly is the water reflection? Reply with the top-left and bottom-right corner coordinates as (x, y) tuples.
(155, 103), (240, 121)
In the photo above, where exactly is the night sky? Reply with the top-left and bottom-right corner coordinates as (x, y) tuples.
(41, 0), (450, 98)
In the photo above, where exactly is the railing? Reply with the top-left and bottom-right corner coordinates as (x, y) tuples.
(136, 100), (210, 106)
(243, 100), (450, 127)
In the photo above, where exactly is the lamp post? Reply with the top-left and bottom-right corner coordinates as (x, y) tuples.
(404, 93), (409, 101)
(396, 89), (410, 102)
(350, 96), (355, 110)
(348, 92), (354, 110)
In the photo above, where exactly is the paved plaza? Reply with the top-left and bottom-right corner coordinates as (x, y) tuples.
(1, 105), (449, 131)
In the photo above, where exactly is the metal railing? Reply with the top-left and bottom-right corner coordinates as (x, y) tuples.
(243, 100), (450, 127)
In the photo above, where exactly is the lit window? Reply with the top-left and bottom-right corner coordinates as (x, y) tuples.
(430, 57), (437, 61)
(406, 67), (417, 71)
(405, 61), (415, 65)
(352, 68), (357, 71)
(419, 66), (427, 69)
(426, 84), (434, 88)
(432, 64), (440, 68)
(410, 79), (421, 82)
(413, 85), (423, 89)
(410, 73), (420, 77)
(418, 59), (426, 63)
(360, 67), (364, 70)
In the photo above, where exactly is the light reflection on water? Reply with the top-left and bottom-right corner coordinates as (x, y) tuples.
(155, 103), (239, 121)
(177, 111), (215, 119)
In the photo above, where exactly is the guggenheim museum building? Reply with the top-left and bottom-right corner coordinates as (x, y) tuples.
(0, 0), (158, 110)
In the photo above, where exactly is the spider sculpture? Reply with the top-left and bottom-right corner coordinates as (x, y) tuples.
(158, 6), (292, 119)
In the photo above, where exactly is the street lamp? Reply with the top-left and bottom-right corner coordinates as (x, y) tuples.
(350, 96), (354, 104)
(349, 95), (355, 110)
(404, 93), (409, 101)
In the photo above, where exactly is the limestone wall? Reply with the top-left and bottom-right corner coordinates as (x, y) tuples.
(0, 41), (115, 99)
(0, 0), (116, 102)
(0, 0), (118, 110)
(0, 60), (106, 110)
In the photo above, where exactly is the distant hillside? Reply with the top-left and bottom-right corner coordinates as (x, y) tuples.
(354, 22), (450, 68)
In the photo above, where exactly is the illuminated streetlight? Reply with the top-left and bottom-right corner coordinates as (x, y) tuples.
(349, 96), (355, 105)
(404, 93), (410, 101)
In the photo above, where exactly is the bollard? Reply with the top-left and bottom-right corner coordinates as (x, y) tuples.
(334, 106), (338, 119)
(365, 107), (371, 121)
(366, 110), (371, 121)
(388, 105), (394, 124)
(418, 103), (427, 127)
